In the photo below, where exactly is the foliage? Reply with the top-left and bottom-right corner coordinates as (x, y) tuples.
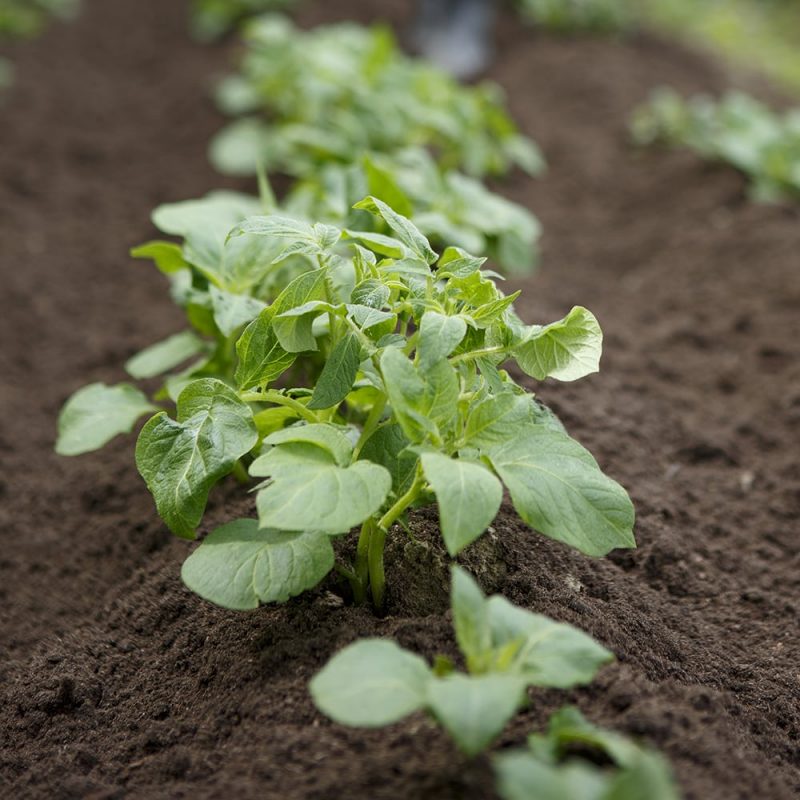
(0, 0), (78, 39)
(311, 566), (614, 755)
(495, 706), (680, 800)
(515, 0), (634, 33)
(285, 148), (542, 274)
(57, 198), (635, 610)
(210, 15), (543, 179)
(631, 88), (800, 202)
(189, 0), (295, 41)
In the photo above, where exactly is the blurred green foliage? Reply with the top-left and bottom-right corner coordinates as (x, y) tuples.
(0, 0), (78, 40)
(189, 0), (295, 41)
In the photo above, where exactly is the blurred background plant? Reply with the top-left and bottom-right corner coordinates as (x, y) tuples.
(189, 0), (296, 41)
(0, 0), (78, 39)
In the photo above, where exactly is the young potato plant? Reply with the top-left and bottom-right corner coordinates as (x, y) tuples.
(286, 148), (542, 275)
(631, 88), (800, 203)
(210, 15), (543, 179)
(495, 706), (680, 800)
(311, 567), (615, 756)
(57, 198), (635, 610)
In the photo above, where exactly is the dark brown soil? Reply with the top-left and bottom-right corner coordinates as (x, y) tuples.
(1, 1), (799, 798)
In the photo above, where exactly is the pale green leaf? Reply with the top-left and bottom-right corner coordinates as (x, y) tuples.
(417, 311), (467, 372)
(181, 519), (334, 609)
(308, 333), (362, 410)
(125, 331), (206, 380)
(354, 196), (438, 264)
(135, 379), (257, 539)
(263, 423), (353, 467)
(311, 639), (431, 726)
(421, 453), (502, 555)
(209, 285), (267, 337)
(56, 383), (157, 456)
(450, 566), (491, 668)
(487, 426), (635, 556)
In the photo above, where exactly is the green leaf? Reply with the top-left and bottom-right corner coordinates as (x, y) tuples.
(421, 453), (502, 555)
(487, 426), (635, 556)
(450, 566), (491, 669)
(263, 423), (353, 467)
(235, 308), (296, 390)
(181, 519), (334, 609)
(494, 753), (609, 800)
(358, 423), (419, 496)
(230, 215), (341, 262)
(354, 195), (438, 264)
(130, 241), (188, 274)
(380, 348), (459, 444)
(270, 269), (329, 352)
(426, 674), (526, 756)
(125, 331), (206, 380)
(417, 311), (467, 372)
(345, 229), (406, 259)
(135, 379), (258, 539)
(487, 596), (613, 687)
(251, 444), (391, 533)
(56, 383), (157, 456)
(351, 278), (390, 309)
(515, 307), (602, 382)
(209, 285), (267, 337)
(464, 392), (533, 449)
(308, 333), (362, 410)
(310, 639), (431, 726)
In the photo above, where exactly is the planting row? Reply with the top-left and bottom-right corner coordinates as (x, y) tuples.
(53, 8), (682, 797)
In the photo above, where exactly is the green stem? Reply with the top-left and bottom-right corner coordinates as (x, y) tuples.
(352, 396), (387, 459)
(450, 345), (506, 365)
(239, 390), (319, 424)
(231, 460), (250, 484)
(353, 519), (374, 605)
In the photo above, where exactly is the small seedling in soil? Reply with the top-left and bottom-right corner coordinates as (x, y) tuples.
(57, 198), (635, 610)
(495, 705), (680, 800)
(311, 566), (614, 755)
(210, 15), (543, 179)
(631, 88), (800, 203)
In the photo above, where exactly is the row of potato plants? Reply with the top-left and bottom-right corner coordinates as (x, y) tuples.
(56, 11), (678, 797)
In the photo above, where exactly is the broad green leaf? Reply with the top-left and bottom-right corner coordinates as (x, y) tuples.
(417, 311), (467, 372)
(487, 596), (613, 688)
(251, 444), (391, 533)
(437, 246), (486, 277)
(487, 426), (635, 556)
(354, 196), (438, 265)
(181, 519), (334, 609)
(235, 308), (296, 390)
(263, 423), (353, 467)
(464, 392), (533, 449)
(56, 383), (157, 456)
(346, 304), (396, 331)
(345, 229), (406, 259)
(363, 156), (414, 217)
(494, 753), (609, 800)
(310, 639), (431, 726)
(450, 566), (491, 669)
(421, 453), (502, 555)
(130, 241), (188, 274)
(308, 333), (362, 410)
(515, 307), (602, 382)
(351, 278), (390, 309)
(135, 379), (258, 539)
(125, 331), (206, 380)
(271, 269), (329, 352)
(426, 674), (526, 756)
(209, 285), (267, 337)
(230, 214), (341, 261)
(380, 348), (459, 444)
(358, 423), (418, 496)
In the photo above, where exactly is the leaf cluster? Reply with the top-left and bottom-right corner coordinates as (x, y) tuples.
(311, 567), (614, 756)
(57, 198), (634, 610)
(210, 15), (543, 179)
(189, 0), (295, 41)
(631, 88), (800, 203)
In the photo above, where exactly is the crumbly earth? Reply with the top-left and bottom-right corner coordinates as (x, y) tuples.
(0, 1), (798, 798)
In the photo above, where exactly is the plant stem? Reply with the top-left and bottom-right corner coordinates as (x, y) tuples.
(239, 390), (319, 424)
(449, 345), (506, 364)
(352, 396), (387, 459)
(231, 460), (250, 484)
(353, 519), (374, 605)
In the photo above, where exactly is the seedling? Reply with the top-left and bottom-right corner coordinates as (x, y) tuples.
(210, 15), (543, 179)
(311, 566), (614, 755)
(495, 706), (680, 800)
(631, 88), (800, 203)
(57, 198), (635, 610)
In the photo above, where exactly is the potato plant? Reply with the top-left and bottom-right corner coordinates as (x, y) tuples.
(57, 198), (635, 610)
(631, 88), (800, 202)
(210, 15), (543, 179)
